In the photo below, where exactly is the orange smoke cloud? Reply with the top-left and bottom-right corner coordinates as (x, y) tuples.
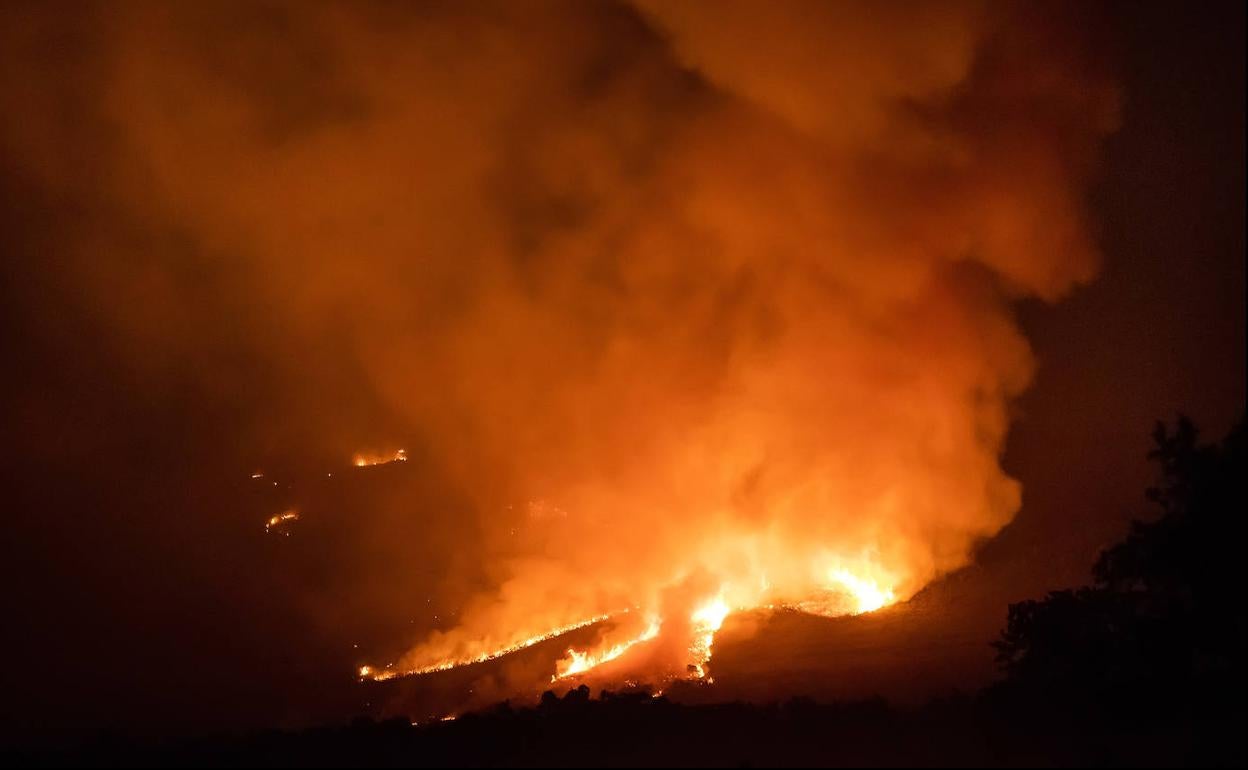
(0, 0), (1117, 691)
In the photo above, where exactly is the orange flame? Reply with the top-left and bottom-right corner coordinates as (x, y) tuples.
(367, 556), (900, 686)
(264, 510), (299, 534)
(352, 448), (407, 467)
(553, 616), (662, 681)
(825, 568), (896, 614)
(361, 613), (612, 680)
(688, 593), (731, 678)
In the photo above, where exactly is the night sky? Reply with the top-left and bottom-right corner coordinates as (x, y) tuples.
(0, 0), (1242, 750)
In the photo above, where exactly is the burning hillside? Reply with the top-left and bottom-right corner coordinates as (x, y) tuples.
(0, 0), (1118, 717)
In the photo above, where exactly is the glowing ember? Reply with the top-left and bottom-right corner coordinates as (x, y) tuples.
(352, 448), (407, 467)
(264, 510), (299, 534)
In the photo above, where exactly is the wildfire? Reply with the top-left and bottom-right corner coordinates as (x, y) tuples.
(363, 556), (901, 689)
(412, 566), (897, 686)
(688, 594), (731, 678)
(360, 613), (612, 680)
(553, 617), (662, 681)
(826, 568), (895, 614)
(24, 0), (1117, 733)
(352, 448), (407, 467)
(264, 510), (299, 534)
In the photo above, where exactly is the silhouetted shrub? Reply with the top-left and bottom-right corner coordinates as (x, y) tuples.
(994, 417), (1246, 717)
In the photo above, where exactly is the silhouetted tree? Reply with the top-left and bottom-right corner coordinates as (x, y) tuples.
(994, 417), (1246, 716)
(564, 684), (591, 704)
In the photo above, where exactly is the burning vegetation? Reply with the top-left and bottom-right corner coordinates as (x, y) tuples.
(264, 510), (300, 535)
(353, 449), (408, 468)
(0, 0), (1119, 713)
(360, 555), (901, 690)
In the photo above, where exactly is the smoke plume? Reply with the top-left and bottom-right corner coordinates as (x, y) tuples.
(1, 0), (1117, 693)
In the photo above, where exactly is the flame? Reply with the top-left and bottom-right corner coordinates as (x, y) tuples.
(826, 568), (896, 614)
(264, 510), (299, 534)
(368, 557), (899, 686)
(361, 613), (612, 680)
(688, 593), (732, 678)
(13, 0), (1116, 721)
(553, 617), (662, 680)
(352, 448), (407, 467)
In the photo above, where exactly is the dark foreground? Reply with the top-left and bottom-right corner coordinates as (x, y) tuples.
(10, 686), (1244, 768)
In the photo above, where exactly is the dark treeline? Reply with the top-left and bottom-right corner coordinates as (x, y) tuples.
(9, 418), (1244, 768)
(992, 417), (1245, 723)
(17, 685), (1242, 768)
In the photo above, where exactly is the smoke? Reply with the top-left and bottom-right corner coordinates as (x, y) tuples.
(1, 0), (1116, 691)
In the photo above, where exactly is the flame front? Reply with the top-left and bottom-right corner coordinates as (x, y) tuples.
(826, 568), (896, 615)
(164, 0), (1118, 707)
(688, 594), (731, 678)
(264, 510), (299, 534)
(554, 616), (662, 681)
(3, 0), (1118, 723)
(353, 448), (407, 468)
(363, 613), (613, 681)
(362, 554), (899, 686)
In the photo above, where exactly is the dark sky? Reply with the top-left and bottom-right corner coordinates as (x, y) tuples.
(1, 0), (1243, 744)
(995, 0), (1245, 583)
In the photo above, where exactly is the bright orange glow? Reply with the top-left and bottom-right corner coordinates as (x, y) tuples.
(5, 0), (1118, 721)
(264, 510), (299, 534)
(372, 556), (900, 686)
(361, 613), (612, 680)
(826, 568), (896, 614)
(352, 448), (407, 467)
(553, 617), (662, 680)
(688, 593), (732, 678)
(377, 568), (897, 687)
